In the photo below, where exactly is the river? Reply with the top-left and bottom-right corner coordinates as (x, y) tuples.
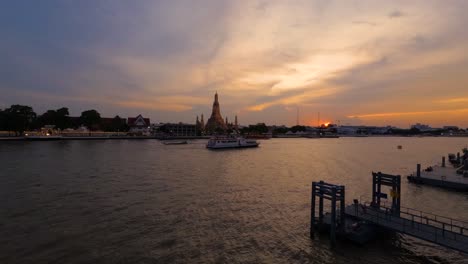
(1, 137), (467, 263)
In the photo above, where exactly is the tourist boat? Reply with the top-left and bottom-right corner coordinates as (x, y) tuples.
(162, 140), (188, 145)
(206, 136), (259, 149)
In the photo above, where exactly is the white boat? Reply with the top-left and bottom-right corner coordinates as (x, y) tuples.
(206, 136), (259, 149)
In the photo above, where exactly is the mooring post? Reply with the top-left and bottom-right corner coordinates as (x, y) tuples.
(311, 182), (316, 238)
(457, 152), (461, 163)
(376, 174), (382, 208)
(340, 186), (346, 233)
(395, 175), (401, 217)
(442, 156), (446, 167)
(371, 174), (376, 205)
(330, 187), (337, 248)
(319, 181), (324, 225)
(417, 164), (421, 177)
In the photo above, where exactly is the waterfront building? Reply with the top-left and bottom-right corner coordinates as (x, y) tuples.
(411, 123), (433, 132)
(160, 123), (198, 137)
(128, 114), (151, 135)
(443, 126), (459, 131)
(205, 92), (227, 134)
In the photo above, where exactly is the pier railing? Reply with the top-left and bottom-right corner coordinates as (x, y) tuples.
(354, 202), (468, 249)
(367, 201), (468, 234)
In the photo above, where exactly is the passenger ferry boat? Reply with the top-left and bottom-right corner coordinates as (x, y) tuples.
(206, 136), (259, 149)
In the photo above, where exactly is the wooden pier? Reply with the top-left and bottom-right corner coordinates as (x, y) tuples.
(310, 172), (468, 254)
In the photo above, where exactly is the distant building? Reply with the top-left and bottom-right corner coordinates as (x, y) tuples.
(443, 126), (459, 131)
(160, 123), (198, 137)
(337, 125), (361, 135)
(128, 114), (150, 135)
(196, 114), (205, 133)
(411, 123), (433, 132)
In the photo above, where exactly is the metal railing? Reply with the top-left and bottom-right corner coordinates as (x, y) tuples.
(355, 202), (468, 245)
(367, 200), (468, 233)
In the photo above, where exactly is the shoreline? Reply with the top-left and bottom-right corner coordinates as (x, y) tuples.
(1, 134), (468, 141)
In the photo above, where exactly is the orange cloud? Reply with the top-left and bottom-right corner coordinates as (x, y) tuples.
(348, 108), (468, 119)
(246, 87), (338, 112)
(437, 97), (468, 104)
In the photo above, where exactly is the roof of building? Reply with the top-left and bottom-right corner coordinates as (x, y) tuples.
(128, 114), (150, 127)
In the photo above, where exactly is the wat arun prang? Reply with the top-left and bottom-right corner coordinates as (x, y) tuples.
(197, 92), (238, 135)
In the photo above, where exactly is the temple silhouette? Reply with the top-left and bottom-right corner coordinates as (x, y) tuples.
(197, 92), (237, 135)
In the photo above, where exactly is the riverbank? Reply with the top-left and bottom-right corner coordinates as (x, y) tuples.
(0, 135), (213, 141)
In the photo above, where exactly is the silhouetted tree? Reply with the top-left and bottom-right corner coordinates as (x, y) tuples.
(2, 104), (37, 135)
(110, 115), (128, 132)
(55, 107), (70, 129)
(0, 109), (5, 130)
(273, 126), (289, 134)
(37, 107), (70, 130)
(80, 109), (101, 130)
(290, 125), (306, 133)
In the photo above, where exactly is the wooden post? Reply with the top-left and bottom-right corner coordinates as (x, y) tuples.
(377, 174), (382, 208)
(319, 181), (324, 225)
(396, 175), (401, 217)
(372, 174), (376, 205)
(457, 152), (461, 163)
(340, 186), (346, 233)
(311, 182), (316, 238)
(417, 164), (421, 177)
(330, 187), (337, 248)
(442, 156), (445, 167)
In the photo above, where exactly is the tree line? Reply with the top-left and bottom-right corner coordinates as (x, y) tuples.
(0, 104), (129, 136)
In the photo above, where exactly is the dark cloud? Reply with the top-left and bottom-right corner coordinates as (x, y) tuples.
(388, 10), (405, 18)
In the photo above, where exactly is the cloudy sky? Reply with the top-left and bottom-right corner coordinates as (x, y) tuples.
(1, 0), (468, 127)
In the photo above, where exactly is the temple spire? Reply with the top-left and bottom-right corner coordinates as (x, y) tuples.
(206, 91), (227, 134)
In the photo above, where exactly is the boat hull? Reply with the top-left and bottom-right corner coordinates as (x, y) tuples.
(24, 136), (63, 141)
(206, 143), (259, 149)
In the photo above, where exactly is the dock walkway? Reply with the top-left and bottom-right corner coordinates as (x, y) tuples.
(345, 203), (468, 253)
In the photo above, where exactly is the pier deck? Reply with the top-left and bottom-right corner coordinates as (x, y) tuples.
(345, 203), (468, 254)
(407, 165), (468, 190)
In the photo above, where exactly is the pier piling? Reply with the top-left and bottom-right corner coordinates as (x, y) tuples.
(417, 164), (421, 177)
(310, 181), (346, 247)
(442, 157), (446, 167)
(311, 173), (468, 254)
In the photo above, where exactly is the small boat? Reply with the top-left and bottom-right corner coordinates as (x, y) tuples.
(162, 140), (188, 145)
(24, 135), (63, 141)
(24, 131), (62, 141)
(397, 145), (402, 149)
(206, 136), (259, 149)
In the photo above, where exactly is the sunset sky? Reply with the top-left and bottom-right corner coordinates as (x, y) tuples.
(1, 1), (468, 127)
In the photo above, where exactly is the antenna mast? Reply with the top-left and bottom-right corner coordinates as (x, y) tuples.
(296, 106), (299, 126)
(318, 112), (320, 127)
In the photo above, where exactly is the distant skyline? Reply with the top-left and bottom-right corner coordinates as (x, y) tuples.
(1, 1), (468, 127)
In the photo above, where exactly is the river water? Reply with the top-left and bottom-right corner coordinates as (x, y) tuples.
(1, 137), (467, 263)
